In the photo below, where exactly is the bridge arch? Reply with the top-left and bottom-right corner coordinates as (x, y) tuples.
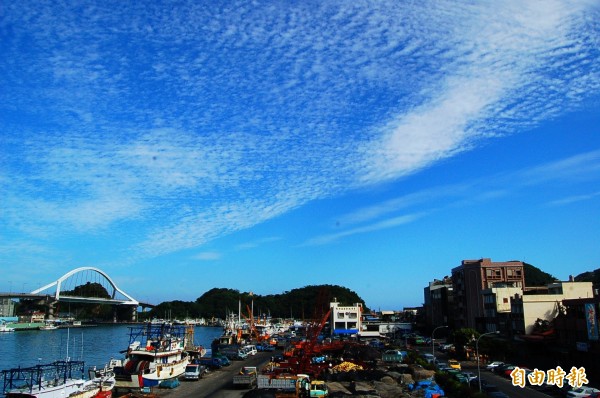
(31, 267), (139, 306)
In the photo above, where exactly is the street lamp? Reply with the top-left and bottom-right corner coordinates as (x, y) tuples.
(431, 325), (448, 366)
(477, 331), (500, 392)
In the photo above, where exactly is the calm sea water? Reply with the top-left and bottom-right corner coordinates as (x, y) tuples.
(0, 324), (223, 371)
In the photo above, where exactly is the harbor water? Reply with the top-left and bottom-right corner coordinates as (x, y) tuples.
(0, 324), (223, 372)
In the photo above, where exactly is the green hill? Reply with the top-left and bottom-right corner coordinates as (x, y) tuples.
(574, 268), (600, 285)
(524, 262), (558, 286)
(145, 284), (367, 321)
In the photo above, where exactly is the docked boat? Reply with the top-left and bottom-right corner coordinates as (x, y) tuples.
(38, 322), (58, 331)
(0, 360), (115, 398)
(0, 322), (15, 333)
(110, 323), (189, 391)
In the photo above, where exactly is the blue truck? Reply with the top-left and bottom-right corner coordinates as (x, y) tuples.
(197, 356), (224, 369)
(382, 350), (408, 363)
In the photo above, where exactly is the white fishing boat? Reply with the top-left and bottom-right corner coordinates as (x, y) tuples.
(0, 321), (15, 333)
(110, 323), (189, 390)
(1, 326), (115, 398)
(38, 322), (58, 331)
(0, 360), (114, 398)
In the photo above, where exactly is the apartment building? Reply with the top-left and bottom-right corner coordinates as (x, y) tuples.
(423, 277), (453, 329)
(481, 284), (522, 333)
(451, 258), (525, 330)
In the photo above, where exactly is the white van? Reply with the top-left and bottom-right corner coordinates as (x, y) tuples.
(243, 345), (257, 356)
(184, 364), (205, 380)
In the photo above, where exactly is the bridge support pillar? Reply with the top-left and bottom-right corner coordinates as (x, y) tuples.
(113, 307), (118, 323)
(46, 298), (58, 320)
(131, 306), (137, 322)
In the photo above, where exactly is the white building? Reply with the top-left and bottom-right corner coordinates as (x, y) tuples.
(481, 285), (523, 332)
(511, 281), (594, 335)
(330, 300), (362, 336)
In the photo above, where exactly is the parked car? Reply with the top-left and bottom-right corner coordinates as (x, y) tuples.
(502, 365), (530, 378)
(566, 387), (600, 397)
(448, 359), (461, 370)
(439, 344), (455, 352)
(492, 363), (513, 374)
(183, 364), (206, 380)
(461, 372), (477, 382)
(259, 343), (275, 351)
(485, 361), (504, 371)
(421, 353), (435, 364)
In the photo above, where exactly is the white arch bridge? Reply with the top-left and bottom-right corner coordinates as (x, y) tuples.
(31, 267), (141, 306)
(1, 267), (154, 320)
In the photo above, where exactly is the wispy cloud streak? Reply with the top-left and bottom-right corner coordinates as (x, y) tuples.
(0, 0), (598, 265)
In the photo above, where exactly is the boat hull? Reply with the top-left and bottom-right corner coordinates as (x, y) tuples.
(111, 324), (189, 391)
(6, 378), (87, 398)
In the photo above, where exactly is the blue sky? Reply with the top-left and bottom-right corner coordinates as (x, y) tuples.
(1, 0), (599, 310)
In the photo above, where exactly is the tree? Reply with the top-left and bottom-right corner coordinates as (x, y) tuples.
(524, 263), (558, 286)
(145, 284), (367, 320)
(451, 328), (478, 359)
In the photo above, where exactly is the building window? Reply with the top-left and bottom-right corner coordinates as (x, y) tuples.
(486, 268), (502, 279)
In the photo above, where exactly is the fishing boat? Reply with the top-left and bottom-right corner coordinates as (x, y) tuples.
(0, 360), (115, 398)
(0, 322), (15, 333)
(38, 322), (58, 331)
(110, 323), (189, 391)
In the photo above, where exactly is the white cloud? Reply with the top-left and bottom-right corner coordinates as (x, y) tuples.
(547, 191), (600, 207)
(303, 213), (426, 246)
(193, 251), (222, 261)
(1, 0), (598, 263)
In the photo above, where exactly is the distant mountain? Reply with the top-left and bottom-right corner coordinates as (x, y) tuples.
(146, 284), (367, 320)
(574, 268), (600, 285)
(524, 262), (559, 286)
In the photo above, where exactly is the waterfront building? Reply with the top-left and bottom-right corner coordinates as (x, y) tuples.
(330, 299), (362, 336)
(451, 258), (525, 330)
(19, 311), (45, 323)
(360, 310), (413, 338)
(0, 298), (16, 317)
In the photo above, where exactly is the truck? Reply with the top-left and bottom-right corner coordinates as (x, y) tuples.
(220, 346), (248, 360)
(212, 353), (231, 366)
(257, 374), (300, 390)
(382, 350), (408, 363)
(197, 356), (223, 369)
(233, 366), (258, 388)
(258, 374), (329, 397)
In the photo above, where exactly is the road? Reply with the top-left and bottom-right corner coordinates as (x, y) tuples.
(422, 345), (557, 398)
(129, 351), (273, 398)
(463, 363), (555, 398)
